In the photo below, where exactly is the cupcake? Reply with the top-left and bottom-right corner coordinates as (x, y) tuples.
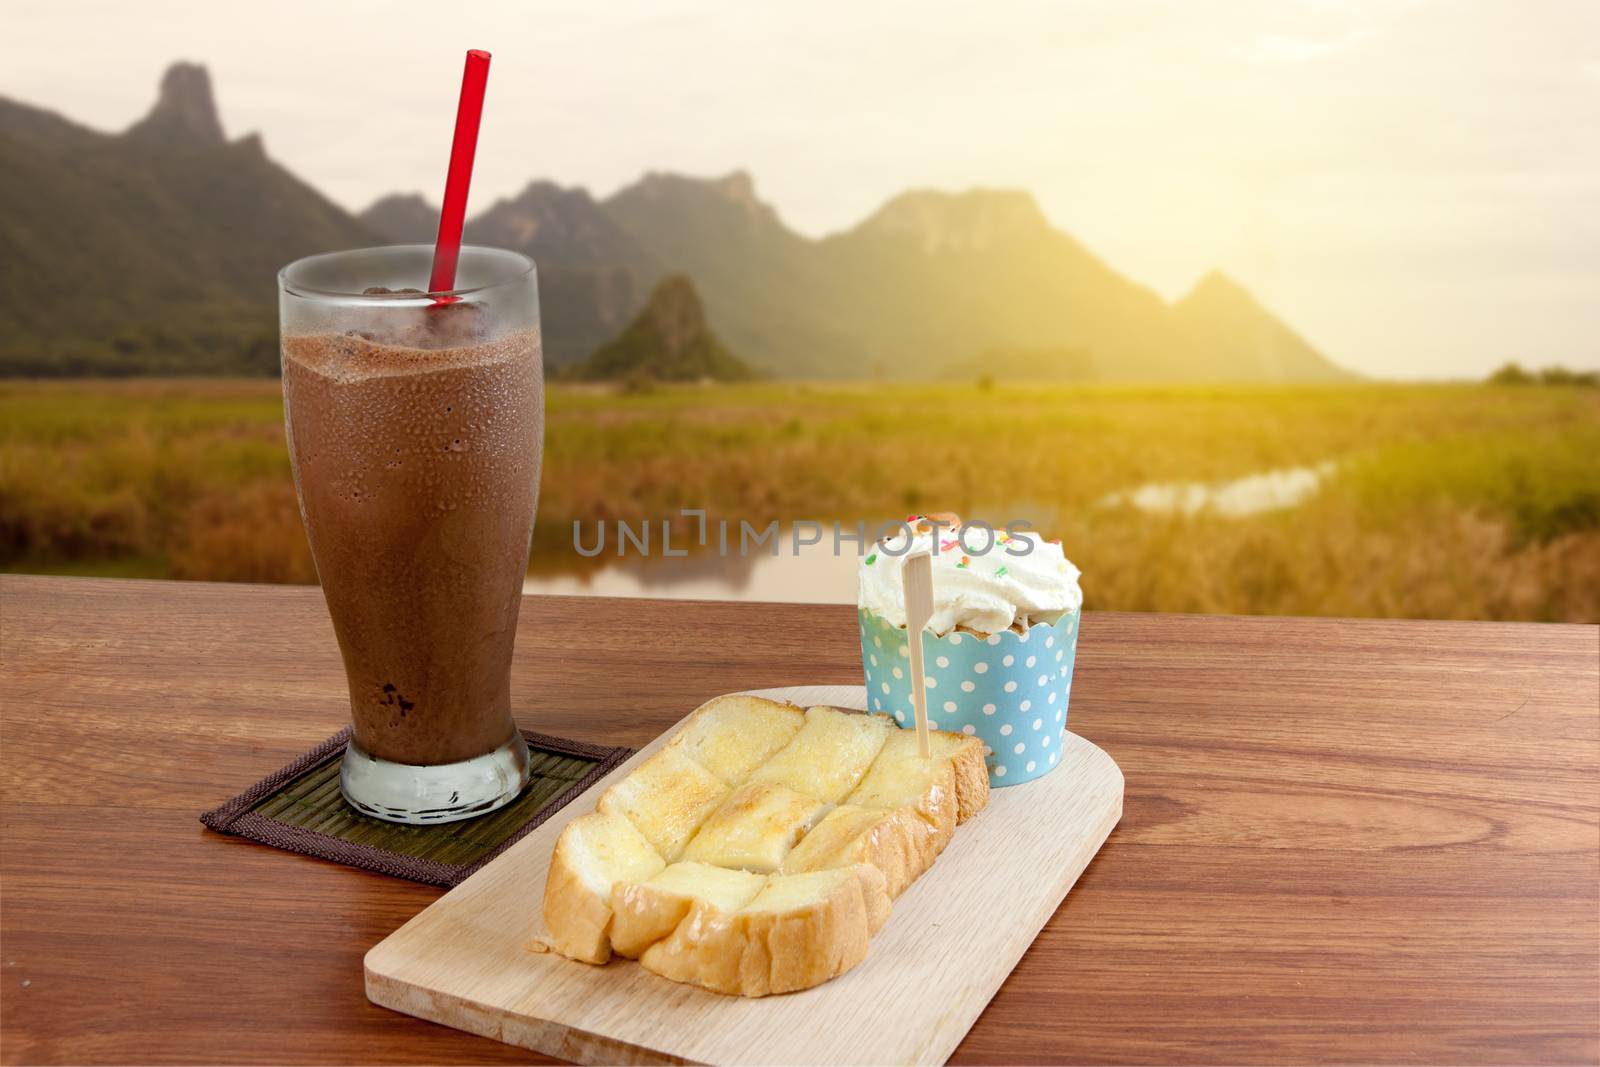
(858, 515), (1083, 785)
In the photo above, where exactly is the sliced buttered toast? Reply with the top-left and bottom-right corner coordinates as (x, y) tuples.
(540, 694), (989, 995)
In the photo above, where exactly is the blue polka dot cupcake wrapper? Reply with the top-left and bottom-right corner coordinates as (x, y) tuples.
(858, 607), (1080, 786)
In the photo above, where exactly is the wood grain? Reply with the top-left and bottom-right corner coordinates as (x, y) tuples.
(1, 575), (1596, 1065)
(365, 683), (1123, 1065)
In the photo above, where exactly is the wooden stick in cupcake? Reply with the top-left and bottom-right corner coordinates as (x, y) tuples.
(902, 548), (935, 758)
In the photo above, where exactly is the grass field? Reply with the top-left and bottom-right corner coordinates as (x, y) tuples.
(2, 378), (1596, 622)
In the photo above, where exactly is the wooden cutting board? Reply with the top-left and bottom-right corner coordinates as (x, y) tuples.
(364, 685), (1124, 1066)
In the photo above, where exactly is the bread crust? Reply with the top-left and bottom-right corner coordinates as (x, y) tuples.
(816, 708), (990, 826)
(946, 734), (991, 823)
(634, 866), (888, 997)
(541, 813), (665, 964)
(609, 862), (768, 959)
(608, 880), (695, 961)
(541, 834), (614, 964)
(821, 729), (991, 894)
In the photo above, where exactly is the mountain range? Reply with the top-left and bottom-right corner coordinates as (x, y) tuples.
(0, 63), (372, 375)
(0, 62), (1350, 382)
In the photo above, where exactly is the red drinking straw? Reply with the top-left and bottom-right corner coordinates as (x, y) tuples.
(428, 49), (492, 298)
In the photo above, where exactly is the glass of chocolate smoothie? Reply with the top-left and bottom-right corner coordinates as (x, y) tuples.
(278, 245), (541, 824)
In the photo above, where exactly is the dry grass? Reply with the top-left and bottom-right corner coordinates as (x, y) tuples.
(2, 377), (1596, 621)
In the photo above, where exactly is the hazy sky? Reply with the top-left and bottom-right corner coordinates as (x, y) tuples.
(7, 0), (1598, 378)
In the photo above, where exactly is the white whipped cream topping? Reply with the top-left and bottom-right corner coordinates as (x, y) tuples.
(858, 524), (1082, 635)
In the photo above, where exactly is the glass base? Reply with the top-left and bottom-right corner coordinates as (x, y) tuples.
(340, 733), (531, 825)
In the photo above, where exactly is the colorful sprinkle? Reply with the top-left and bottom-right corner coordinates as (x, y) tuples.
(995, 566), (1008, 578)
(865, 553), (877, 566)
(940, 538), (959, 552)
(956, 555), (970, 569)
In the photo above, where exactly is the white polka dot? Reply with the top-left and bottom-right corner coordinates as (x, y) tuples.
(899, 645), (909, 658)
(1038, 675), (1050, 687)
(982, 745), (993, 756)
(1026, 656), (1036, 668)
(1013, 742), (1025, 755)
(1020, 699), (1031, 712)
(1026, 760), (1036, 773)
(1055, 710), (1063, 722)
(869, 654), (878, 667)
(894, 710), (905, 722)
(872, 696), (882, 710)
(1018, 629), (1030, 643)
(1002, 654), (1015, 667)
(880, 682), (890, 694)
(1032, 718), (1042, 730)
(927, 719), (940, 730)
(974, 662), (989, 674)
(987, 635), (1002, 646)
(1048, 751), (1057, 765)
(892, 666), (903, 680)
(962, 724), (976, 735)
(873, 636), (882, 648)
(982, 703), (997, 715)
(943, 700), (957, 713)
(960, 680), (975, 692)
(995, 764), (1007, 776)
(999, 724), (1012, 736)
(935, 655), (950, 668)
(1055, 650), (1064, 662)
(950, 633), (963, 645)
(1041, 734), (1051, 747)
(1048, 692), (1057, 704)
(1060, 667), (1069, 677)
(1003, 681), (1017, 693)
(1045, 635), (1055, 649)
(924, 676), (937, 689)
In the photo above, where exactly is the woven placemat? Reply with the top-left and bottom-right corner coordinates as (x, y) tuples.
(200, 728), (632, 887)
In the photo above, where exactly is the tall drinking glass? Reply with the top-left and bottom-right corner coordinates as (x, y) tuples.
(278, 245), (542, 824)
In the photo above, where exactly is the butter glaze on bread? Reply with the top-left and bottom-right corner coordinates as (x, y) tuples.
(663, 694), (805, 783)
(540, 695), (989, 995)
(596, 747), (728, 861)
(849, 728), (990, 832)
(747, 706), (894, 803)
(680, 781), (832, 873)
(781, 729), (990, 897)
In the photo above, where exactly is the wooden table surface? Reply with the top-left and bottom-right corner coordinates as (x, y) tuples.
(1, 575), (1596, 1066)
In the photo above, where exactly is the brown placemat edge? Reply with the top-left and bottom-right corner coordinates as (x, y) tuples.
(200, 727), (354, 833)
(200, 728), (633, 888)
